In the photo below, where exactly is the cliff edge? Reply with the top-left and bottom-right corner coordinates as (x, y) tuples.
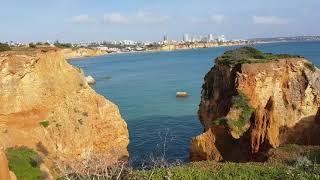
(0, 48), (129, 174)
(190, 47), (320, 162)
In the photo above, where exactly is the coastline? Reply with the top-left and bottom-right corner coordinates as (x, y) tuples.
(86, 41), (250, 59)
(68, 40), (320, 61)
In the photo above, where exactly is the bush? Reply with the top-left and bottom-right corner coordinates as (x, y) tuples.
(0, 43), (11, 52)
(54, 41), (72, 48)
(212, 91), (254, 136)
(39, 120), (49, 128)
(29, 43), (36, 48)
(6, 147), (42, 180)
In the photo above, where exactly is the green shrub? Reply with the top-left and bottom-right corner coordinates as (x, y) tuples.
(54, 41), (72, 48)
(216, 47), (301, 65)
(39, 120), (49, 128)
(29, 43), (36, 48)
(6, 147), (42, 180)
(212, 91), (254, 136)
(0, 43), (11, 52)
(231, 92), (254, 127)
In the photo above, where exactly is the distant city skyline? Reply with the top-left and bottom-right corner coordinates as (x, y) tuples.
(1, 0), (319, 42)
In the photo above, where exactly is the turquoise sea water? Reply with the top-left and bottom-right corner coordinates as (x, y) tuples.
(70, 41), (320, 166)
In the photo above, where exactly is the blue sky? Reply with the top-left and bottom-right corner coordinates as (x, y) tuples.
(1, 0), (319, 42)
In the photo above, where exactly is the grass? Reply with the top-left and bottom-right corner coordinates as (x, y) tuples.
(6, 147), (42, 180)
(216, 47), (301, 65)
(39, 120), (49, 128)
(212, 91), (254, 136)
(131, 161), (319, 180)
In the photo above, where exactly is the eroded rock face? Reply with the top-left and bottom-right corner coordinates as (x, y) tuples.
(190, 47), (320, 162)
(0, 49), (129, 172)
(62, 48), (107, 59)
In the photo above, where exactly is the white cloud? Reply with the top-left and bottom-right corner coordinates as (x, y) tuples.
(70, 14), (96, 24)
(253, 16), (291, 25)
(103, 13), (129, 24)
(191, 14), (225, 24)
(103, 12), (169, 24)
(209, 15), (225, 24)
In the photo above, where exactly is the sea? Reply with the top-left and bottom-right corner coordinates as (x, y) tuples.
(70, 41), (320, 166)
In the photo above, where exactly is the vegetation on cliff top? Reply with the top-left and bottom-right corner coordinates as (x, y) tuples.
(6, 147), (43, 180)
(216, 47), (302, 65)
(0, 43), (11, 52)
(54, 40), (73, 48)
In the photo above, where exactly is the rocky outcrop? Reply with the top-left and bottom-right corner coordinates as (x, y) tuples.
(0, 49), (129, 174)
(85, 75), (96, 85)
(62, 48), (107, 59)
(190, 128), (222, 161)
(190, 47), (320, 162)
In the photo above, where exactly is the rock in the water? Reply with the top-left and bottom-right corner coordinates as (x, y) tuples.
(0, 49), (129, 177)
(190, 47), (320, 162)
(85, 75), (96, 84)
(176, 91), (189, 97)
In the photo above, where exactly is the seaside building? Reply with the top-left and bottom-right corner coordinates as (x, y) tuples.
(183, 34), (189, 42)
(163, 35), (168, 44)
(217, 35), (226, 42)
(208, 34), (214, 42)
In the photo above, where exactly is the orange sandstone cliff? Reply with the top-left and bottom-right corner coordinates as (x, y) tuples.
(190, 47), (320, 162)
(0, 49), (129, 172)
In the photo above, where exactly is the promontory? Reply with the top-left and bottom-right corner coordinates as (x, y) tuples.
(190, 47), (320, 162)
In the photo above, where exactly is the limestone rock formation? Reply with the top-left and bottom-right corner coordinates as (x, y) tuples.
(62, 48), (107, 59)
(0, 49), (129, 173)
(190, 47), (320, 162)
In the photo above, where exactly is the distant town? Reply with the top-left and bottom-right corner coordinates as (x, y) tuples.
(1, 34), (320, 54)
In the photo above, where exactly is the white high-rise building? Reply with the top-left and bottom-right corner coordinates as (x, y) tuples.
(163, 35), (168, 42)
(183, 34), (189, 42)
(217, 35), (226, 42)
(208, 34), (214, 42)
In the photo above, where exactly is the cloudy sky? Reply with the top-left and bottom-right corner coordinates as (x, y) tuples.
(1, 0), (319, 42)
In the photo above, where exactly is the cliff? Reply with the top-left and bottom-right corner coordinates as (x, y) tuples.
(62, 48), (107, 59)
(0, 48), (129, 174)
(190, 47), (320, 162)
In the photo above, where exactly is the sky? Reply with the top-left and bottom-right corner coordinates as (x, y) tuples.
(1, 0), (319, 42)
